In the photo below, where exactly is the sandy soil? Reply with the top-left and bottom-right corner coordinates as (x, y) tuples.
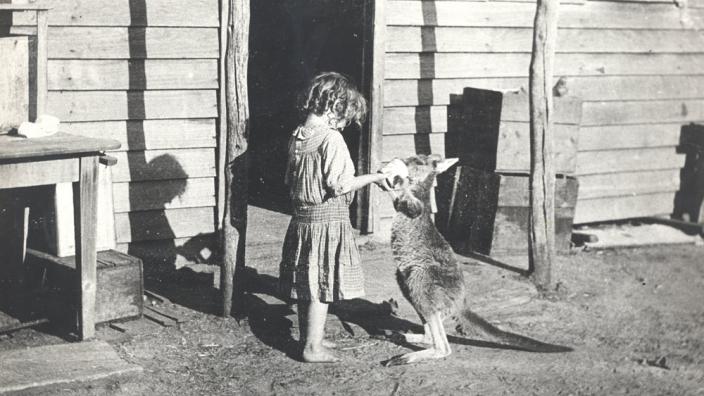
(3, 242), (704, 395)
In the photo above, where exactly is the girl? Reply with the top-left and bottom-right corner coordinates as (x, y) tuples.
(279, 72), (399, 363)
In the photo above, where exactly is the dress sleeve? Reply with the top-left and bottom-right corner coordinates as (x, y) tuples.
(284, 135), (296, 186)
(321, 131), (355, 196)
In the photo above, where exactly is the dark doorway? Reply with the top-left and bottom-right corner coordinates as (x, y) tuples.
(248, 0), (370, 217)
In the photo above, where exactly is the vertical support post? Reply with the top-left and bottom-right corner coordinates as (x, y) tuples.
(216, 0), (229, 230)
(35, 10), (48, 116)
(528, 0), (559, 291)
(221, 0), (250, 316)
(360, 0), (386, 234)
(75, 156), (99, 340)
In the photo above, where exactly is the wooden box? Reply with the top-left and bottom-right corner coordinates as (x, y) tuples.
(445, 87), (582, 175)
(436, 166), (579, 256)
(0, 36), (29, 133)
(26, 249), (143, 323)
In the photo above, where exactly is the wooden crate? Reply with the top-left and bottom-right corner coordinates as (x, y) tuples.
(0, 36), (29, 133)
(26, 249), (143, 323)
(436, 166), (579, 256)
(445, 87), (582, 175)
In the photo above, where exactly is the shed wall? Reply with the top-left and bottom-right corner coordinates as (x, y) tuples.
(380, 0), (704, 226)
(5, 0), (220, 265)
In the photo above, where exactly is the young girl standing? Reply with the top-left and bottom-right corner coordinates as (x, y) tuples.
(279, 72), (397, 363)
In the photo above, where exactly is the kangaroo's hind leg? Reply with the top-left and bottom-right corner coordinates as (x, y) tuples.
(384, 313), (451, 366)
(401, 322), (433, 344)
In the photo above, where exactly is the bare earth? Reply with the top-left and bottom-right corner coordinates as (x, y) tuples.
(3, 242), (704, 395)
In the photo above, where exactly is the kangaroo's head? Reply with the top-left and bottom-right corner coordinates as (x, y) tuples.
(387, 154), (458, 219)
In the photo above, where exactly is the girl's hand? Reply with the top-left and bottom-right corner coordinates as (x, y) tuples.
(377, 159), (408, 190)
(374, 172), (393, 192)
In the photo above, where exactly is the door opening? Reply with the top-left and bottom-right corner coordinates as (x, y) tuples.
(248, 0), (371, 225)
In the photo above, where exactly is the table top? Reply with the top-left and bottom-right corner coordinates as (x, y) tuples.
(0, 4), (51, 11)
(0, 132), (121, 161)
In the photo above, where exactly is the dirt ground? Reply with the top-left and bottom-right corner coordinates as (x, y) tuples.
(2, 241), (704, 395)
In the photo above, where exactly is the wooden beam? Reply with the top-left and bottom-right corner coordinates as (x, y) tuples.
(216, 0), (229, 231)
(221, 0), (250, 317)
(35, 10), (48, 117)
(359, 0), (386, 234)
(528, 0), (560, 290)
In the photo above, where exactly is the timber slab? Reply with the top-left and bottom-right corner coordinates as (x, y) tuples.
(0, 341), (141, 394)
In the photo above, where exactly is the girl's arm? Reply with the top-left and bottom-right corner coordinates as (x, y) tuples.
(332, 172), (388, 196)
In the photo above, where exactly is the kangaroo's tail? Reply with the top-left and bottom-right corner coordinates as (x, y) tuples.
(460, 308), (573, 353)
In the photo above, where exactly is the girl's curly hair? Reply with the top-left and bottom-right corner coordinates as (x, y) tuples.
(298, 72), (368, 128)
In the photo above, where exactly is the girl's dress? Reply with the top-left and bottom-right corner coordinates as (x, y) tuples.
(278, 124), (365, 302)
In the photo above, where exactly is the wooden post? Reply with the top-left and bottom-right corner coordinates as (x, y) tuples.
(359, 0), (386, 234)
(528, 0), (559, 291)
(221, 0), (250, 316)
(35, 9), (48, 116)
(75, 156), (100, 339)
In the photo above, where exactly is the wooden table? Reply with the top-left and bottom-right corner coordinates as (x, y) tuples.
(0, 132), (120, 340)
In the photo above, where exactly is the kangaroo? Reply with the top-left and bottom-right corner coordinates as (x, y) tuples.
(382, 154), (572, 366)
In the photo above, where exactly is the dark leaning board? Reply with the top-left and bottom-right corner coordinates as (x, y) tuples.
(25, 249), (143, 324)
(436, 166), (579, 256)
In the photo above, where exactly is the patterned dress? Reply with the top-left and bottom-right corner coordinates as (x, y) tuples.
(278, 124), (365, 302)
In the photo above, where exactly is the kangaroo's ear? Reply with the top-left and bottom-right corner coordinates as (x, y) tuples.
(393, 190), (424, 219)
(433, 158), (459, 174)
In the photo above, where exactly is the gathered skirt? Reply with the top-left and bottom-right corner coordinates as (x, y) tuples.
(278, 201), (365, 302)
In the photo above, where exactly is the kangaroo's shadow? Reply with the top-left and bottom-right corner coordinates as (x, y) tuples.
(241, 270), (543, 364)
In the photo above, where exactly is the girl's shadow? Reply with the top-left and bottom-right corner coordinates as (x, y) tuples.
(240, 269), (522, 363)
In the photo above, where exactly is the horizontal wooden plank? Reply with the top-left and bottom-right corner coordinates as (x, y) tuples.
(116, 234), (217, 267)
(114, 206), (215, 243)
(386, 1), (704, 29)
(0, 159), (78, 189)
(582, 99), (704, 126)
(576, 147), (685, 175)
(579, 124), (682, 151)
(9, 27), (219, 59)
(384, 106), (448, 134)
(450, 122), (580, 173)
(62, 119), (217, 151)
(382, 133), (446, 161)
(386, 26), (704, 53)
(385, 53), (704, 79)
(10, 0), (219, 27)
(383, 103), (578, 135)
(381, 188), (678, 231)
(111, 148), (216, 182)
(49, 59), (218, 90)
(574, 192), (676, 223)
(384, 76), (704, 107)
(0, 341), (141, 395)
(48, 90), (218, 122)
(112, 177), (216, 213)
(578, 169), (681, 200)
(386, 99), (704, 134)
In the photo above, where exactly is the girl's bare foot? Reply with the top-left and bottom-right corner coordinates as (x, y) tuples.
(296, 338), (337, 349)
(322, 339), (338, 349)
(302, 345), (340, 363)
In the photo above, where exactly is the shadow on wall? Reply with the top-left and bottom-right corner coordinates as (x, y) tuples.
(412, 1), (438, 155)
(673, 123), (704, 225)
(123, 0), (220, 313)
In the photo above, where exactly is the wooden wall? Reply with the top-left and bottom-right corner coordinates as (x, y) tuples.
(5, 0), (220, 265)
(380, 0), (704, 227)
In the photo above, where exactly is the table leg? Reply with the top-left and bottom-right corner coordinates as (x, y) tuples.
(74, 156), (99, 340)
